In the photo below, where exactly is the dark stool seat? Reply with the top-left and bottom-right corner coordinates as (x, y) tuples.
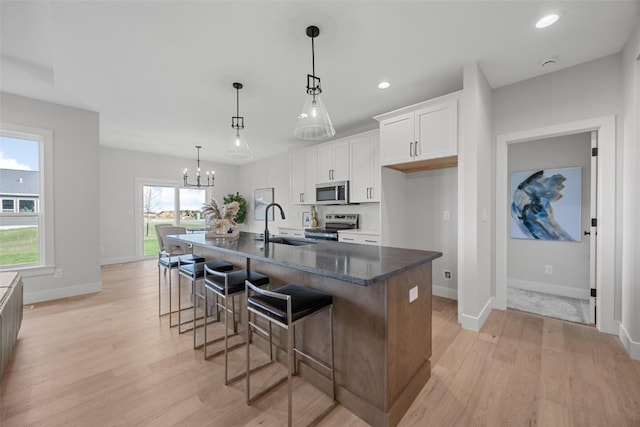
(205, 270), (270, 295)
(179, 259), (233, 279)
(200, 267), (270, 384)
(158, 253), (205, 269)
(245, 281), (335, 426)
(248, 284), (332, 323)
(174, 259), (233, 332)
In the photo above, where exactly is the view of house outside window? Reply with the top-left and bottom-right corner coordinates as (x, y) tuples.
(0, 135), (41, 267)
(142, 185), (206, 256)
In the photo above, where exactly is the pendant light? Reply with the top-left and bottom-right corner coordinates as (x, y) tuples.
(226, 82), (253, 160)
(294, 25), (335, 140)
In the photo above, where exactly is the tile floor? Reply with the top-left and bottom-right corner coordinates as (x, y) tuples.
(507, 287), (591, 325)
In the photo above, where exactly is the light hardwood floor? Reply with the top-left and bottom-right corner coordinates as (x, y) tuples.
(1, 259), (639, 426)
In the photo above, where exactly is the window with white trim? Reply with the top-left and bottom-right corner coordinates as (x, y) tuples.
(0, 125), (54, 270)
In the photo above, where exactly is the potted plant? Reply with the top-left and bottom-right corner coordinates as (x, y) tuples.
(223, 192), (247, 224)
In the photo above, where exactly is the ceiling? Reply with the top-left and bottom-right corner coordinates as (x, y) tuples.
(1, 1), (639, 165)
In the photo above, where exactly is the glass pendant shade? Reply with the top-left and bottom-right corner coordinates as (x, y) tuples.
(225, 129), (252, 160)
(294, 94), (335, 140)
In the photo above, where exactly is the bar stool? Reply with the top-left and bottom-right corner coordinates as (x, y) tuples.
(245, 281), (336, 427)
(158, 251), (204, 318)
(175, 259), (233, 332)
(202, 267), (270, 384)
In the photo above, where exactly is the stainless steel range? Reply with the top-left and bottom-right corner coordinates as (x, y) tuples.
(304, 213), (359, 241)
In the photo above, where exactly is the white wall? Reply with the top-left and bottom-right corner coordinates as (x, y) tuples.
(0, 92), (101, 303)
(507, 133), (591, 299)
(493, 54), (623, 321)
(99, 146), (238, 264)
(621, 21), (640, 358)
(458, 62), (494, 330)
(405, 168), (458, 299)
(236, 152), (291, 233)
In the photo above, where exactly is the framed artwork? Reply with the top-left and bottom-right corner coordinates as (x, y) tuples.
(254, 187), (274, 221)
(302, 212), (311, 227)
(510, 167), (581, 241)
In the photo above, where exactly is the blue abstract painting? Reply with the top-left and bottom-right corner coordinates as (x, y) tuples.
(511, 167), (581, 241)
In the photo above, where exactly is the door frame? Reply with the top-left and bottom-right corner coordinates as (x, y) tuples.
(495, 115), (616, 335)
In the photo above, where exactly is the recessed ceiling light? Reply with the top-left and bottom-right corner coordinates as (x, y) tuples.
(539, 56), (558, 67)
(536, 14), (559, 29)
(378, 81), (390, 89)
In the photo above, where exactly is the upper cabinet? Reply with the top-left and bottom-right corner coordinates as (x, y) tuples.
(349, 131), (380, 203)
(290, 148), (317, 205)
(375, 91), (461, 172)
(317, 140), (349, 183)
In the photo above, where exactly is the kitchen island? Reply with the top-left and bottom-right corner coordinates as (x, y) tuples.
(169, 231), (441, 427)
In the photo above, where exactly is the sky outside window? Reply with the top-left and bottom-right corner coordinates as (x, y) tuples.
(0, 136), (39, 171)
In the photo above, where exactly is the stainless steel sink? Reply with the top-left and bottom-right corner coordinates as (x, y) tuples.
(256, 237), (317, 246)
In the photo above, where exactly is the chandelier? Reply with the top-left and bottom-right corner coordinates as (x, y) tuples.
(183, 145), (214, 188)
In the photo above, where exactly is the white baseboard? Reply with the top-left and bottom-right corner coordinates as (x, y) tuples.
(619, 321), (640, 361)
(101, 255), (148, 266)
(24, 281), (102, 304)
(433, 285), (458, 300)
(508, 278), (589, 300)
(460, 297), (494, 332)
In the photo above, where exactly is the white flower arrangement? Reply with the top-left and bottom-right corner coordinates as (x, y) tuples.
(202, 199), (240, 233)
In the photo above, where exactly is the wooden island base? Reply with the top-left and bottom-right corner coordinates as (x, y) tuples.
(197, 248), (433, 427)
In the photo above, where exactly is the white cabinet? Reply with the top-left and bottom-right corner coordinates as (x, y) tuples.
(317, 140), (349, 183)
(376, 91), (461, 171)
(349, 131), (380, 203)
(338, 231), (380, 246)
(290, 148), (317, 205)
(279, 227), (305, 237)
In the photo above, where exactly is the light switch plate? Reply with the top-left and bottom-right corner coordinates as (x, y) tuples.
(409, 286), (418, 302)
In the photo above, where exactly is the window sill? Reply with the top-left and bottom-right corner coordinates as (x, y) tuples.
(1, 265), (55, 278)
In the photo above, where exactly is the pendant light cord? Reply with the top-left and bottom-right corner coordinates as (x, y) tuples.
(311, 34), (316, 79)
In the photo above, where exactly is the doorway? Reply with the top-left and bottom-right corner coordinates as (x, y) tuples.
(506, 132), (593, 324)
(495, 116), (617, 335)
(135, 178), (209, 257)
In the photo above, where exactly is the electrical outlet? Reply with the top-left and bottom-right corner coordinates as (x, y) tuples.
(409, 286), (418, 303)
(443, 210), (450, 220)
(54, 268), (63, 279)
(545, 265), (553, 275)
(444, 270), (452, 280)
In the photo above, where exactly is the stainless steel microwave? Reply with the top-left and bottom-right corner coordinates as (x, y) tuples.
(315, 181), (349, 205)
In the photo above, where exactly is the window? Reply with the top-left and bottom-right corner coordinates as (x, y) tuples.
(2, 199), (15, 212)
(0, 125), (53, 271)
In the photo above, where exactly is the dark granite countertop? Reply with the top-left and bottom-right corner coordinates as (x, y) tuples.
(168, 231), (442, 286)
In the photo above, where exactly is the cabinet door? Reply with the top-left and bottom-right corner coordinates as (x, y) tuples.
(370, 133), (381, 202)
(349, 135), (373, 203)
(317, 141), (349, 182)
(331, 141), (350, 181)
(379, 113), (414, 166)
(414, 99), (458, 160)
(290, 148), (317, 205)
(290, 152), (305, 205)
(317, 145), (333, 182)
(301, 149), (317, 204)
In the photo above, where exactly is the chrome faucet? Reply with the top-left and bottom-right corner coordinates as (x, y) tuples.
(263, 202), (286, 245)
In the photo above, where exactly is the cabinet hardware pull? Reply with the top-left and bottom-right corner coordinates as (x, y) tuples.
(414, 141), (419, 157)
(365, 240), (377, 243)
(370, 187), (374, 199)
(409, 142), (413, 157)
(343, 238), (354, 241)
